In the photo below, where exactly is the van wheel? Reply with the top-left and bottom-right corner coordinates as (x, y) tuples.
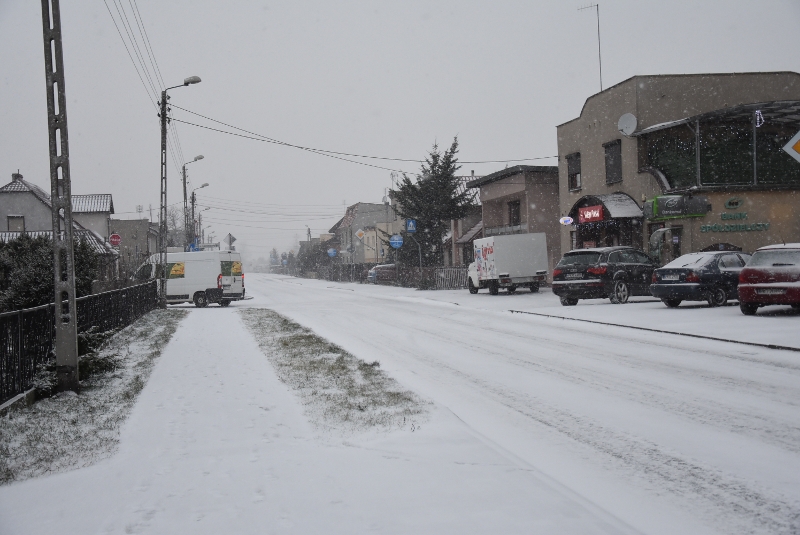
(489, 282), (499, 295)
(219, 300), (231, 307)
(193, 292), (208, 308)
(560, 297), (578, 306)
(468, 278), (479, 294)
(507, 285), (517, 294)
(707, 286), (727, 307)
(530, 284), (540, 293)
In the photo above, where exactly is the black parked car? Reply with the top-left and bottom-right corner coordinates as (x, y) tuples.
(552, 247), (658, 306)
(650, 251), (751, 308)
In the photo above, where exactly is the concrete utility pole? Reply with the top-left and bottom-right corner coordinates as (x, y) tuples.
(41, 0), (79, 391)
(158, 76), (201, 306)
(182, 155), (203, 249)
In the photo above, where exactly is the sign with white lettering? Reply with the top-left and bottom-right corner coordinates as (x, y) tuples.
(578, 205), (603, 223)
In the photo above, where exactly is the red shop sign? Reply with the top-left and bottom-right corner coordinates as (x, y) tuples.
(578, 205), (604, 223)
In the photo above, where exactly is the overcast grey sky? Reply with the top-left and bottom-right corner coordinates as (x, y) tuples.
(1, 0), (798, 257)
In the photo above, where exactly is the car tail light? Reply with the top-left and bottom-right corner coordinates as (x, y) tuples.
(553, 268), (562, 277)
(241, 273), (245, 288)
(587, 265), (607, 275)
(217, 274), (222, 289)
(685, 271), (700, 283)
(652, 272), (658, 283)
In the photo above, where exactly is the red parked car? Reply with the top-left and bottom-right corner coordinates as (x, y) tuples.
(738, 243), (800, 315)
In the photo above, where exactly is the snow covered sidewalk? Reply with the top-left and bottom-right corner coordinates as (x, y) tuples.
(0, 307), (633, 534)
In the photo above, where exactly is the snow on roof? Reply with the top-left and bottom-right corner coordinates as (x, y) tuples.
(0, 230), (118, 256)
(0, 176), (114, 214)
(72, 194), (114, 214)
(456, 220), (483, 244)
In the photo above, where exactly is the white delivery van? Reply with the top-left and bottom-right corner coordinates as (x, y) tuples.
(468, 233), (548, 295)
(132, 250), (245, 307)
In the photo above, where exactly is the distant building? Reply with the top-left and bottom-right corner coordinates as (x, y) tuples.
(329, 202), (398, 264)
(109, 218), (158, 278)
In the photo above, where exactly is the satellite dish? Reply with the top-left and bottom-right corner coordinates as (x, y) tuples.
(618, 113), (638, 136)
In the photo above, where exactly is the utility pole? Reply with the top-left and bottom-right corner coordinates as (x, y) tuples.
(182, 164), (189, 248)
(41, 0), (79, 392)
(579, 3), (603, 92)
(191, 190), (196, 244)
(157, 76), (201, 306)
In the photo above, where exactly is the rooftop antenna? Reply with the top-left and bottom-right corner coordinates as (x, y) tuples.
(578, 3), (603, 92)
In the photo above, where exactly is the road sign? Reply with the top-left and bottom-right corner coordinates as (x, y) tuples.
(223, 233), (237, 245)
(783, 130), (800, 164)
(406, 219), (417, 233)
(355, 228), (366, 240)
(327, 248), (337, 257)
(389, 234), (403, 248)
(188, 242), (199, 252)
(109, 233), (121, 246)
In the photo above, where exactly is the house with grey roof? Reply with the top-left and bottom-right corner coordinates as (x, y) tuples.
(0, 172), (119, 279)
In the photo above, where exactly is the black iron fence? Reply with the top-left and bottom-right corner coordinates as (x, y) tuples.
(0, 280), (158, 405)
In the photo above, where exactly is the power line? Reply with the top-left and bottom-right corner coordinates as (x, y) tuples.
(170, 104), (557, 166)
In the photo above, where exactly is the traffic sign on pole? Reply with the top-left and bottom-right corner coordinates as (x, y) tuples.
(783, 130), (800, 164)
(327, 248), (337, 257)
(109, 233), (122, 247)
(389, 234), (404, 248)
(406, 219), (417, 233)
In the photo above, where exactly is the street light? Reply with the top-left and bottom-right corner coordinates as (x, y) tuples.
(182, 154), (204, 249)
(191, 183), (209, 245)
(159, 75), (201, 307)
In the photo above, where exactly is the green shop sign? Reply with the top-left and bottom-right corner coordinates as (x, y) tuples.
(701, 197), (770, 233)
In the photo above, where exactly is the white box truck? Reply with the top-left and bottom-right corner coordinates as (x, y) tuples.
(468, 233), (548, 295)
(132, 250), (245, 307)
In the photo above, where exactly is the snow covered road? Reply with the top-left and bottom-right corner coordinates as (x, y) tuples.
(245, 274), (800, 535)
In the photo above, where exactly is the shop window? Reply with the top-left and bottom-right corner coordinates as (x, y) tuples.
(604, 140), (622, 185)
(699, 118), (752, 186)
(566, 153), (581, 191)
(7, 216), (24, 232)
(508, 200), (521, 226)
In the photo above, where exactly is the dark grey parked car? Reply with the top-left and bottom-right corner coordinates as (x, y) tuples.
(650, 251), (751, 307)
(552, 247), (658, 306)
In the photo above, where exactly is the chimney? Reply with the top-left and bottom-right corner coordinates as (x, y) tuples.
(12, 171), (23, 182)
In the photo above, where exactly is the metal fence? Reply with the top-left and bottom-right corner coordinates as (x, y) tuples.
(434, 267), (468, 290)
(0, 280), (158, 405)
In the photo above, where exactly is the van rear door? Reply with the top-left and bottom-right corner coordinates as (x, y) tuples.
(220, 256), (244, 296)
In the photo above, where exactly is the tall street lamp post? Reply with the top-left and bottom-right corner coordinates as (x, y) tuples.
(190, 183), (209, 244)
(182, 155), (204, 249)
(159, 76), (201, 307)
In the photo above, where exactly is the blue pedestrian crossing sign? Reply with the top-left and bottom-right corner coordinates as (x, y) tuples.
(406, 219), (417, 233)
(389, 234), (404, 248)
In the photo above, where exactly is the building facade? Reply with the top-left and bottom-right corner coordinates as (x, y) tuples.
(467, 165), (561, 273)
(109, 218), (158, 278)
(557, 72), (800, 262)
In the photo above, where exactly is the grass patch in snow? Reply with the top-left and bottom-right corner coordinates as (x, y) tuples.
(0, 309), (187, 485)
(240, 308), (427, 434)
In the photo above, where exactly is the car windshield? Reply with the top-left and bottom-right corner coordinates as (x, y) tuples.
(662, 253), (715, 269)
(748, 250), (800, 267)
(558, 252), (601, 266)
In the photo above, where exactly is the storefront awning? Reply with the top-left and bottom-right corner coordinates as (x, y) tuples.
(569, 193), (642, 221)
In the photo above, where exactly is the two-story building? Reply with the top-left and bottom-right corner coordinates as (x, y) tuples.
(467, 165), (561, 273)
(557, 72), (800, 261)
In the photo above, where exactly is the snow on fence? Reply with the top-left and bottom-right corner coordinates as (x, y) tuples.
(434, 267), (468, 290)
(0, 281), (158, 405)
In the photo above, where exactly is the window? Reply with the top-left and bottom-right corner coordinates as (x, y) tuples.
(7, 216), (24, 232)
(566, 153), (581, 191)
(604, 140), (622, 184)
(718, 254), (743, 269)
(508, 200), (521, 226)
